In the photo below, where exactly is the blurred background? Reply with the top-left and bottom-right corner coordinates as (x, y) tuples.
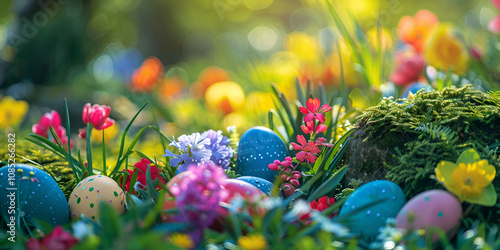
(0, 0), (498, 137)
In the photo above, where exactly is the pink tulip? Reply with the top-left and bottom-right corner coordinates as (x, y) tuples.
(390, 52), (425, 86)
(32, 110), (70, 146)
(82, 103), (115, 130)
(489, 15), (500, 34)
(493, 0), (500, 9)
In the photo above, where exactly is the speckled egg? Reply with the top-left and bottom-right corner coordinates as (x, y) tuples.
(396, 189), (462, 240)
(69, 175), (125, 221)
(0, 164), (69, 230)
(236, 176), (273, 195)
(236, 126), (289, 182)
(339, 180), (406, 242)
(162, 171), (192, 222)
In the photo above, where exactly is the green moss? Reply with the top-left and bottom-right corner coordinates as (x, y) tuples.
(0, 136), (76, 199)
(346, 85), (500, 226)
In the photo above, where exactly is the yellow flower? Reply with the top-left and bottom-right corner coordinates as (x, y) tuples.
(366, 27), (393, 51)
(204, 81), (245, 115)
(237, 234), (268, 250)
(435, 149), (497, 206)
(169, 233), (194, 249)
(425, 23), (469, 75)
(0, 96), (29, 129)
(91, 123), (120, 143)
(284, 32), (321, 62)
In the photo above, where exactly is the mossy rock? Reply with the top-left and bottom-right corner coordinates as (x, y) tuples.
(345, 85), (500, 192)
(345, 85), (500, 226)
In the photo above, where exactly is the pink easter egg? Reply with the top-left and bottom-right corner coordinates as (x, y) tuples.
(396, 189), (462, 240)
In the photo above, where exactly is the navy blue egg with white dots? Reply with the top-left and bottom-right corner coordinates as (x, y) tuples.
(0, 164), (69, 232)
(236, 126), (289, 182)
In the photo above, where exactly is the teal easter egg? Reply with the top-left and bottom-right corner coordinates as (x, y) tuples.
(339, 180), (406, 242)
(236, 126), (289, 182)
(236, 176), (273, 195)
(0, 164), (69, 232)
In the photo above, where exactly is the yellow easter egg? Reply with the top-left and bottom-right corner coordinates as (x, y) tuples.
(68, 175), (125, 221)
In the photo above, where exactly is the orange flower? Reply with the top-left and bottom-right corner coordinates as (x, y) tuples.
(160, 77), (186, 100)
(131, 57), (163, 92)
(397, 10), (439, 52)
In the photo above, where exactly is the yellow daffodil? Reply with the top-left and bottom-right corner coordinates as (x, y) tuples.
(425, 23), (469, 75)
(169, 233), (194, 249)
(0, 96), (29, 129)
(435, 148), (497, 206)
(91, 123), (120, 143)
(237, 234), (268, 250)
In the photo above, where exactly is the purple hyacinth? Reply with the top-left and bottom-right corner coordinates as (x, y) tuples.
(163, 130), (233, 171)
(170, 163), (228, 228)
(201, 130), (233, 169)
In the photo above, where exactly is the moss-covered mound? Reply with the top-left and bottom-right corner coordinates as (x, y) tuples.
(0, 137), (76, 198)
(345, 85), (500, 225)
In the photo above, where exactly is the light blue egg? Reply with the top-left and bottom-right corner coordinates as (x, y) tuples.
(339, 180), (406, 243)
(236, 126), (289, 182)
(0, 164), (69, 234)
(236, 176), (273, 195)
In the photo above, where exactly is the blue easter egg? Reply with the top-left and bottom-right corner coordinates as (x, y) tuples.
(236, 176), (273, 195)
(236, 126), (289, 182)
(339, 180), (406, 243)
(0, 164), (69, 232)
(401, 82), (433, 99)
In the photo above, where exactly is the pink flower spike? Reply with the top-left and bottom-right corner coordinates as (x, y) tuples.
(316, 124), (327, 133)
(268, 163), (279, 171)
(301, 125), (311, 134)
(291, 171), (301, 179)
(281, 175), (287, 181)
(300, 98), (332, 123)
(290, 179), (300, 187)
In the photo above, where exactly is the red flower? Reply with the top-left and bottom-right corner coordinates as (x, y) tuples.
(300, 196), (336, 220)
(291, 135), (321, 163)
(299, 98), (332, 123)
(82, 103), (115, 130)
(390, 52), (425, 86)
(26, 226), (78, 250)
(32, 110), (70, 146)
(301, 121), (327, 135)
(122, 158), (166, 193)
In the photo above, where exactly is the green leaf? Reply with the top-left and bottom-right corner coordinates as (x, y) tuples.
(308, 165), (348, 202)
(457, 148), (481, 165)
(102, 130), (107, 176)
(465, 183), (497, 207)
(129, 168), (139, 194)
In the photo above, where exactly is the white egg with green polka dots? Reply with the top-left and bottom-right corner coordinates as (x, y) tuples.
(68, 175), (125, 221)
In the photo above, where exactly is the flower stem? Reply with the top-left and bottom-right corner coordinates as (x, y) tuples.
(86, 123), (93, 175)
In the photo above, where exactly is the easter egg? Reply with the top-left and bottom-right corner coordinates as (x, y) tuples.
(236, 126), (289, 182)
(161, 171), (192, 222)
(0, 164), (69, 231)
(401, 82), (433, 99)
(339, 180), (406, 242)
(396, 189), (462, 240)
(236, 176), (273, 195)
(69, 175), (125, 221)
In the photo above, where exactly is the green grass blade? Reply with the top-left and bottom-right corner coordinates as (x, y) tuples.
(308, 165), (348, 202)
